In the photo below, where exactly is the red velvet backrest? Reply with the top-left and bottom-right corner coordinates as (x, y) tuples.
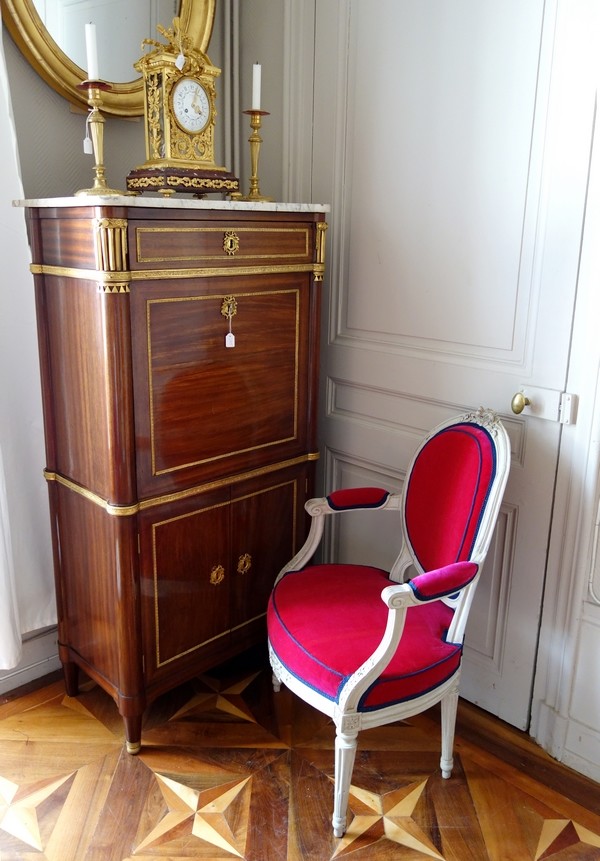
(404, 423), (497, 572)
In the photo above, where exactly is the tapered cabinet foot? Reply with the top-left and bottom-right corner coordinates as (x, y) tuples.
(123, 715), (143, 754)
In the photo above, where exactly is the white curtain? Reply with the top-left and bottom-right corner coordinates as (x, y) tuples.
(0, 32), (55, 669)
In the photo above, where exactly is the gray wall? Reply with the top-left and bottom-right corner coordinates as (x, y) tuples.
(237, 0), (284, 201)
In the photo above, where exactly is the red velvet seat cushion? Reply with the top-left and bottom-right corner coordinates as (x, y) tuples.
(268, 564), (461, 711)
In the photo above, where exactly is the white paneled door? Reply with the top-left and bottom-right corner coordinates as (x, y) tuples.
(308, 0), (597, 729)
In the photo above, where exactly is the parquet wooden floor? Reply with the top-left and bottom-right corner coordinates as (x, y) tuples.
(0, 648), (599, 860)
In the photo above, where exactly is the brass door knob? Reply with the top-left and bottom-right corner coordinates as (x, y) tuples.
(511, 392), (531, 414)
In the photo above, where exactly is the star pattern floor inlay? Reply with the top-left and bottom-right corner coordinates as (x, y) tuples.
(1, 649), (599, 860)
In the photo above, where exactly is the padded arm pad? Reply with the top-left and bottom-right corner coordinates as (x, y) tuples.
(409, 561), (479, 601)
(326, 487), (390, 510)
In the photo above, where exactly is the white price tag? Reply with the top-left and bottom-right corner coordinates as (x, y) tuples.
(225, 332), (235, 348)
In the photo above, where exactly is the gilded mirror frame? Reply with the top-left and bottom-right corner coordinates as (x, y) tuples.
(1, 0), (215, 116)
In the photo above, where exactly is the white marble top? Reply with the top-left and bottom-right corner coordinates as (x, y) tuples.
(14, 196), (329, 213)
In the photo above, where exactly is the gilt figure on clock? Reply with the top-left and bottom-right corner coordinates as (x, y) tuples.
(127, 17), (239, 196)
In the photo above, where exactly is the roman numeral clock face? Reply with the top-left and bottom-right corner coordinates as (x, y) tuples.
(171, 77), (211, 134)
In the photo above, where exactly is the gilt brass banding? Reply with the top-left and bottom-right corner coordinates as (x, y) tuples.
(155, 610), (268, 668)
(127, 175), (239, 194)
(43, 451), (319, 515)
(141, 451), (319, 507)
(43, 470), (139, 515)
(131, 264), (317, 280)
(30, 262), (317, 282)
(30, 263), (132, 292)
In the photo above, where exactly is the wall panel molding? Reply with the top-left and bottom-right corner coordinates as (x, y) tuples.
(322, 0), (576, 383)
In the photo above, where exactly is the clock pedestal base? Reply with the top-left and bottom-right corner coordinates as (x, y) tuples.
(126, 167), (239, 197)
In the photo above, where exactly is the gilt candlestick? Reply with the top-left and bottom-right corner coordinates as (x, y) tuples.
(75, 81), (124, 197)
(231, 110), (273, 202)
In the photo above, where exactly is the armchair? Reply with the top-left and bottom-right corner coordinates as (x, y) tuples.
(267, 408), (511, 837)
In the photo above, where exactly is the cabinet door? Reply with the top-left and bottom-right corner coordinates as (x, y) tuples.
(229, 464), (309, 648)
(139, 488), (231, 691)
(130, 272), (313, 497)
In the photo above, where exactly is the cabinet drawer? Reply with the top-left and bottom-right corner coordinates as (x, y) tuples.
(129, 219), (314, 270)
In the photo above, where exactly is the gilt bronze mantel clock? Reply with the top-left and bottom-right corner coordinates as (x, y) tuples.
(126, 17), (239, 196)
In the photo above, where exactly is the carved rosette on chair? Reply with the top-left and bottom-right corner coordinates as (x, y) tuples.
(126, 17), (238, 196)
(267, 408), (511, 838)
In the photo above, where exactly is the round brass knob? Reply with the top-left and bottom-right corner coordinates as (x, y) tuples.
(511, 392), (531, 415)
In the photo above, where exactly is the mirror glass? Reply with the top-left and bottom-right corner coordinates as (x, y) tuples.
(1, 0), (215, 116)
(31, 0), (178, 84)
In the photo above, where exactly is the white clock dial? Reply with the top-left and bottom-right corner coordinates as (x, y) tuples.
(171, 77), (211, 134)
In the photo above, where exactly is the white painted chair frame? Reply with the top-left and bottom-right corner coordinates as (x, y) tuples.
(268, 408), (511, 837)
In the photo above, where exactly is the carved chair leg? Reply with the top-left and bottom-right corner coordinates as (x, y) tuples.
(332, 727), (359, 838)
(440, 684), (460, 778)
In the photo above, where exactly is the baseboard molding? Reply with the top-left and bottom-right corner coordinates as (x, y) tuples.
(0, 627), (61, 695)
(456, 698), (600, 813)
(533, 699), (600, 784)
(562, 718), (600, 783)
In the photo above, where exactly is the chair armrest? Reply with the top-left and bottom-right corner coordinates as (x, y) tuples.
(409, 561), (479, 600)
(326, 487), (391, 511)
(382, 561), (479, 607)
(305, 487), (401, 516)
(274, 488), (402, 587)
(337, 561), (480, 712)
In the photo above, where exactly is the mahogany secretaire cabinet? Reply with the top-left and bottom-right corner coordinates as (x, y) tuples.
(18, 197), (328, 752)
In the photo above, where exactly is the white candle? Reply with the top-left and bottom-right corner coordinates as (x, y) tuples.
(85, 23), (99, 81)
(252, 63), (261, 110)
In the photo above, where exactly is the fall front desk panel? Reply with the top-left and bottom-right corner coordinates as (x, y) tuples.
(21, 197), (328, 752)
